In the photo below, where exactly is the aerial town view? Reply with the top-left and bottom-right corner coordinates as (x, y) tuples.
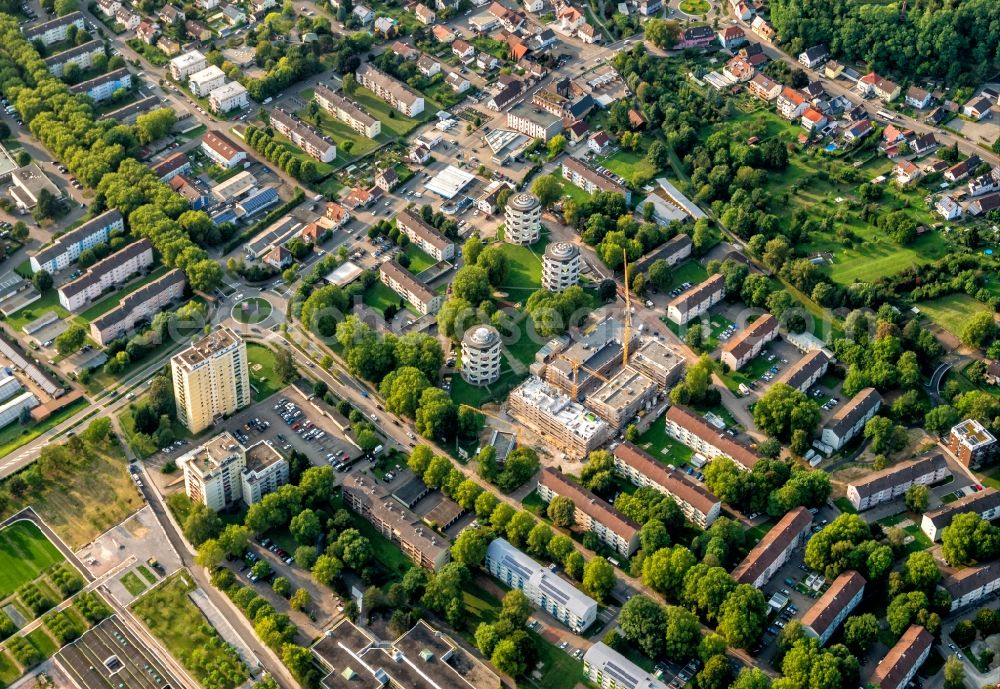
(0, 0), (1000, 688)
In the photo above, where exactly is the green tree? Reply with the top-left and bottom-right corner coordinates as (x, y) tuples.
(290, 588), (311, 611)
(961, 312), (996, 349)
(752, 383), (821, 441)
(620, 595), (667, 658)
(547, 495), (575, 527)
(943, 656), (966, 689)
(182, 501), (223, 546)
(717, 584), (767, 649)
(311, 554), (343, 586)
(547, 134), (567, 159)
(663, 605), (701, 662)
(451, 528), (489, 566)
(644, 18), (679, 49)
(273, 347), (297, 382)
(904, 484), (930, 513)
(583, 557), (615, 602)
(54, 324), (86, 355)
(643, 545), (696, 597)
(697, 655), (733, 689)
(530, 174), (563, 208)
(842, 613), (879, 653)
(379, 366), (431, 418)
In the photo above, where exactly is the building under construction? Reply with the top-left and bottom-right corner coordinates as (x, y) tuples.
(508, 377), (611, 459)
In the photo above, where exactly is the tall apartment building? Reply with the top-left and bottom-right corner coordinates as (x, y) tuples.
(178, 432), (247, 511)
(269, 108), (337, 163)
(846, 453), (950, 511)
(774, 349), (830, 394)
(241, 441), (290, 505)
(355, 64), (424, 117)
(537, 468), (640, 557)
(666, 274), (725, 325)
(485, 538), (597, 632)
(379, 260), (442, 315)
(720, 314), (778, 370)
(732, 506), (812, 587)
(29, 209), (122, 274)
(868, 626), (933, 689)
(24, 11), (85, 45)
(313, 83), (381, 138)
(343, 473), (451, 570)
(942, 563), (1000, 612)
(948, 418), (997, 469)
(69, 67), (132, 103)
(505, 192), (542, 245)
(171, 326), (251, 434)
(89, 268), (185, 346)
(169, 49), (207, 80)
(821, 388), (882, 451)
(801, 570), (865, 645)
(58, 239), (154, 311)
(583, 643), (668, 689)
(45, 40), (106, 77)
(612, 442), (721, 527)
(561, 157), (631, 203)
(461, 325), (502, 386)
(208, 82), (249, 113)
(664, 404), (760, 471)
(921, 487), (1000, 541)
(395, 209), (455, 261)
(508, 377), (610, 459)
(542, 242), (581, 292)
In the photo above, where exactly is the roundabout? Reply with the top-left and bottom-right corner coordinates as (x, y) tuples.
(232, 296), (274, 325)
(678, 0), (710, 14)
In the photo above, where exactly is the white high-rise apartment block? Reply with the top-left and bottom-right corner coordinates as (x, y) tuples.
(542, 241), (581, 292)
(504, 192), (542, 245)
(461, 325), (502, 386)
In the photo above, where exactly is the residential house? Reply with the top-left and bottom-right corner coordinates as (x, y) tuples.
(588, 131), (611, 155)
(352, 3), (373, 23)
(96, 0), (121, 17)
(373, 16), (398, 36)
(935, 195), (962, 220)
(843, 119), (873, 142)
(476, 52), (499, 70)
(638, 0), (661, 14)
(159, 4), (184, 23)
(410, 144), (431, 165)
(893, 160), (921, 185)
(910, 133), (937, 155)
(201, 131), (246, 169)
(432, 24), (456, 42)
(135, 20), (160, 44)
(906, 86), (932, 110)
(444, 71), (470, 93)
(748, 73), (780, 101)
(374, 167), (398, 193)
(750, 15), (774, 40)
(208, 81), (248, 114)
(945, 155), (981, 182)
(963, 96), (993, 121)
(523, 0), (543, 11)
(679, 25), (714, 49)
(557, 5), (584, 32)
(777, 87), (808, 120)
(824, 60), (843, 79)
(390, 40), (418, 60)
(185, 19), (210, 40)
(969, 173), (997, 197)
(728, 0), (752, 19)
(801, 107), (827, 131)
(414, 2), (435, 23)
(798, 44), (828, 69)
(723, 55), (754, 82)
(115, 6), (140, 29)
(577, 23), (600, 43)
(417, 54), (440, 77)
(324, 202), (350, 230)
(222, 5), (246, 25)
(968, 192), (1000, 217)
(157, 37), (180, 56)
(342, 186), (378, 209)
(486, 80), (523, 111)
(451, 38), (475, 60)
(718, 25), (746, 50)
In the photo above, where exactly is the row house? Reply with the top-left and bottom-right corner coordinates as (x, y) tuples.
(846, 453), (950, 512)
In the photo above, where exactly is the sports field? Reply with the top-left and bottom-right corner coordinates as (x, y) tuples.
(0, 521), (64, 599)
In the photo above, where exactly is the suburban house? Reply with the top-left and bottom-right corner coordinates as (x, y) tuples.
(679, 25), (715, 49)
(414, 2), (435, 23)
(798, 44), (828, 69)
(843, 119), (873, 142)
(717, 25), (746, 50)
(906, 86), (932, 109)
(963, 96), (993, 121)
(723, 56), (755, 82)
(968, 193), (1000, 216)
(893, 160), (921, 185)
(935, 195), (962, 220)
(945, 155), (981, 182)
(451, 38), (475, 60)
(750, 16), (775, 40)
(588, 131), (612, 155)
(801, 107), (828, 131)
(432, 24), (456, 42)
(748, 73), (781, 101)
(777, 87), (808, 120)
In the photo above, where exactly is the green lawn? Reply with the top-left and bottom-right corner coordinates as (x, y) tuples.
(666, 260), (709, 290)
(0, 397), (87, 466)
(75, 266), (171, 323)
(137, 565), (157, 584)
(352, 87), (427, 138)
(246, 342), (284, 401)
(3, 290), (70, 332)
(232, 297), (272, 324)
(553, 172), (591, 205)
(270, 134), (337, 177)
(403, 244), (437, 273)
(636, 418), (695, 467)
(594, 148), (661, 187)
(363, 281), (413, 316)
(823, 230), (951, 284)
(0, 521), (65, 600)
(24, 628), (57, 659)
(917, 294), (993, 338)
(131, 572), (249, 689)
(497, 238), (548, 295)
(297, 100), (386, 161)
(679, 0), (709, 12)
(834, 497), (858, 514)
(348, 512), (412, 581)
(521, 630), (581, 689)
(119, 571), (147, 597)
(0, 651), (19, 685)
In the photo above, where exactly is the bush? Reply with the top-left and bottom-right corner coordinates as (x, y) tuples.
(6, 635), (41, 668)
(18, 582), (54, 616)
(74, 591), (112, 624)
(48, 562), (84, 596)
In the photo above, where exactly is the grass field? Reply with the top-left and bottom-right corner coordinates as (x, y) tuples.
(232, 297), (272, 324)
(296, 98), (386, 161)
(120, 571), (147, 597)
(131, 572), (249, 689)
(0, 442), (142, 549)
(75, 266), (170, 323)
(917, 294), (993, 338)
(497, 238), (548, 295)
(352, 87), (427, 138)
(553, 171), (591, 205)
(0, 397), (87, 464)
(24, 628), (57, 659)
(363, 281), (413, 316)
(3, 290), (70, 332)
(667, 260), (709, 291)
(0, 651), (19, 685)
(404, 244), (437, 273)
(0, 521), (64, 600)
(636, 420), (695, 467)
(594, 149), (661, 187)
(246, 342), (283, 401)
(137, 565), (157, 584)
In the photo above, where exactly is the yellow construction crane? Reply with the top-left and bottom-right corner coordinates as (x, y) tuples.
(557, 354), (612, 400)
(458, 403), (522, 444)
(623, 248), (632, 368)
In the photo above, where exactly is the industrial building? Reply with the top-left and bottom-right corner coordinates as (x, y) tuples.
(612, 442), (721, 527)
(171, 326), (250, 434)
(485, 538), (597, 632)
(508, 376), (610, 459)
(537, 467), (640, 557)
(461, 325), (502, 386)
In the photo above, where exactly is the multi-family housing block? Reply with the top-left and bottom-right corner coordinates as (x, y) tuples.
(801, 570), (865, 645)
(44, 40), (104, 77)
(29, 209), (122, 274)
(90, 268), (185, 346)
(58, 239), (153, 311)
(169, 50), (207, 80)
(269, 108), (337, 163)
(313, 83), (381, 138)
(208, 81), (248, 113)
(178, 432), (288, 510)
(720, 314), (777, 370)
(485, 538), (597, 632)
(24, 11), (84, 46)
(355, 64), (424, 117)
(948, 418), (997, 468)
(69, 67), (132, 103)
(820, 387), (882, 451)
(583, 643), (668, 689)
(188, 65), (227, 96)
(942, 563), (1000, 612)
(732, 506), (813, 587)
(171, 326), (250, 434)
(509, 377), (611, 459)
(395, 209), (455, 261)
(612, 442), (721, 527)
(774, 349), (829, 394)
(846, 453), (950, 511)
(666, 274), (725, 325)
(868, 626), (933, 689)
(664, 404), (760, 471)
(537, 467), (640, 557)
(379, 260), (442, 315)
(921, 487), (1000, 541)
(201, 131), (246, 169)
(561, 157), (631, 203)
